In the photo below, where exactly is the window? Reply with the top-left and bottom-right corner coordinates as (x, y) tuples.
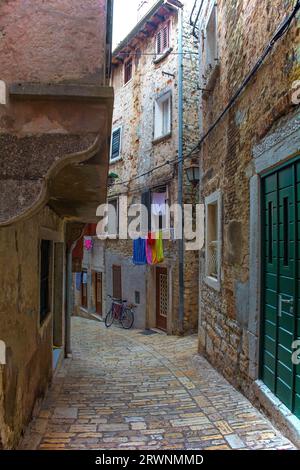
(108, 197), (119, 236)
(135, 291), (140, 305)
(110, 126), (122, 162)
(201, 3), (218, 81)
(141, 188), (168, 232)
(40, 240), (51, 324)
(124, 58), (133, 84)
(156, 22), (170, 56)
(112, 265), (122, 300)
(205, 190), (222, 290)
(151, 188), (167, 231)
(154, 92), (171, 140)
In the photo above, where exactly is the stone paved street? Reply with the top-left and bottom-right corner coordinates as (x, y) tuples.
(19, 317), (295, 450)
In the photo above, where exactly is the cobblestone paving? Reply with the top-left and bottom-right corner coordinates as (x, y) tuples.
(19, 317), (295, 450)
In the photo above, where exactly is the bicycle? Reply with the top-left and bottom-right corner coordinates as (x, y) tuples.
(105, 295), (136, 329)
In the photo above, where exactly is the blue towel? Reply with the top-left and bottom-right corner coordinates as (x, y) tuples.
(75, 273), (82, 291)
(133, 238), (147, 265)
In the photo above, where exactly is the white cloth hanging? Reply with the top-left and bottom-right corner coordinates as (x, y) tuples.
(151, 192), (166, 216)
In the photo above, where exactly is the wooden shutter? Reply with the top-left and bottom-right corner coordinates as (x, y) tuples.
(156, 22), (169, 55)
(124, 58), (132, 84)
(81, 271), (87, 308)
(156, 30), (162, 55)
(162, 23), (169, 51)
(111, 128), (121, 160)
(112, 265), (122, 300)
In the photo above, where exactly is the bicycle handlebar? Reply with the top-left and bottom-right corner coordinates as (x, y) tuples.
(107, 295), (127, 303)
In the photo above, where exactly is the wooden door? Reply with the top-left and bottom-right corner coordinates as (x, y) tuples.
(81, 271), (87, 308)
(95, 272), (102, 315)
(261, 159), (300, 418)
(156, 267), (168, 331)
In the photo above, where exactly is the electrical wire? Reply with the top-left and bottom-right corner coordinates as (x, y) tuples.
(115, 51), (198, 56)
(112, 0), (300, 189)
(189, 0), (198, 26)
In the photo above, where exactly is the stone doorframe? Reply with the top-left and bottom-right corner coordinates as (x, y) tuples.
(249, 110), (300, 381)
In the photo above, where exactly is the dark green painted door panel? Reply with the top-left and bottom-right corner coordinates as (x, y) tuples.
(262, 158), (300, 417)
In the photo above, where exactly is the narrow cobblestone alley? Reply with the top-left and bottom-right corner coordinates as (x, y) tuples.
(19, 318), (295, 450)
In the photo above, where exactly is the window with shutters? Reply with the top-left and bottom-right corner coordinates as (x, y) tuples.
(112, 265), (122, 300)
(156, 22), (170, 56)
(40, 240), (52, 324)
(205, 190), (222, 290)
(110, 126), (122, 162)
(124, 58), (133, 84)
(154, 91), (171, 140)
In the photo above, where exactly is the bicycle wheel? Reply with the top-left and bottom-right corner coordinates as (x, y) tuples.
(121, 308), (134, 329)
(105, 308), (114, 328)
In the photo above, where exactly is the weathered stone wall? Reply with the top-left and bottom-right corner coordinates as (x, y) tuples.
(105, 0), (200, 334)
(198, 0), (300, 395)
(0, 205), (64, 448)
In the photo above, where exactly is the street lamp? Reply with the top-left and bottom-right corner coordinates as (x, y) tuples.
(185, 164), (200, 187)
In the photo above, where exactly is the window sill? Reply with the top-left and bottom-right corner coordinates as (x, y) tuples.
(204, 275), (221, 292)
(152, 132), (172, 145)
(153, 48), (173, 65)
(110, 156), (122, 165)
(123, 78), (133, 88)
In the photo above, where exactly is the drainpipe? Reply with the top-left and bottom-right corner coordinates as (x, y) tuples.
(178, 5), (184, 335)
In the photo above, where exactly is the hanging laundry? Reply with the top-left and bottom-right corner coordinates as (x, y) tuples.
(151, 192), (166, 216)
(133, 238), (147, 265)
(156, 230), (164, 263)
(146, 232), (158, 265)
(147, 231), (156, 246)
(146, 231), (164, 265)
(75, 272), (82, 291)
(146, 237), (154, 265)
(82, 272), (88, 284)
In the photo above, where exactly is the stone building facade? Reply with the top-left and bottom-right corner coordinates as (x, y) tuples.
(95, 0), (201, 334)
(196, 0), (300, 440)
(0, 0), (114, 449)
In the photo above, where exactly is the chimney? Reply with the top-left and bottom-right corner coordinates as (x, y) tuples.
(137, 0), (157, 21)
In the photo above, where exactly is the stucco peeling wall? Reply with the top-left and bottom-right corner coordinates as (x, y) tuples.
(0, 205), (64, 448)
(0, 0), (107, 85)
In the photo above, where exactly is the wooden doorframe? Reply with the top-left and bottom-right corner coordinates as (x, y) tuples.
(95, 271), (103, 316)
(260, 156), (300, 416)
(156, 267), (168, 331)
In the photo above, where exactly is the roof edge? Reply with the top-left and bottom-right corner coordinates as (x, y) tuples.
(112, 0), (183, 59)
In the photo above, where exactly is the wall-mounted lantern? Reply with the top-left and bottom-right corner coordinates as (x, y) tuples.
(185, 164), (200, 188)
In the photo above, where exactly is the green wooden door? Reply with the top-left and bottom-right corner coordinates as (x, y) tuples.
(261, 159), (300, 418)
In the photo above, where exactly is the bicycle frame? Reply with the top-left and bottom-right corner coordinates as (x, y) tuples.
(112, 302), (125, 323)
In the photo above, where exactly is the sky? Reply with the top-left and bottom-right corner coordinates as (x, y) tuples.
(113, 0), (141, 49)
